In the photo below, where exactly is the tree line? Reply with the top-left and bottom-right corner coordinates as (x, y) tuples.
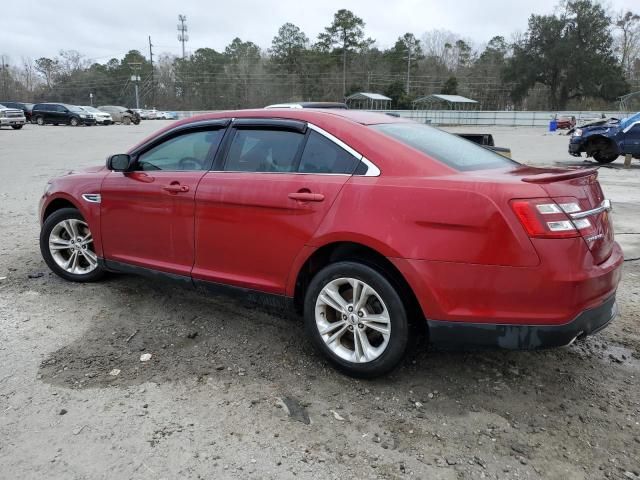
(1, 0), (639, 111)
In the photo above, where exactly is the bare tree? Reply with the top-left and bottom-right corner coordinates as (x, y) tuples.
(615, 11), (640, 79)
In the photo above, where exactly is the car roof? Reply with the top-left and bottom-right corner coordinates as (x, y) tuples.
(265, 102), (348, 109)
(182, 108), (408, 126)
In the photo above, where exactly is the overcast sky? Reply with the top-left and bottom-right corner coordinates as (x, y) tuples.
(1, 0), (637, 63)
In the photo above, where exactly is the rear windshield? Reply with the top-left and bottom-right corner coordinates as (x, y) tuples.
(372, 123), (517, 171)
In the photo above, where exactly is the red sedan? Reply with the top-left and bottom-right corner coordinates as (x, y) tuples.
(39, 109), (623, 377)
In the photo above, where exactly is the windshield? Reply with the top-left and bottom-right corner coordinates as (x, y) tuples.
(68, 106), (84, 113)
(372, 123), (518, 171)
(82, 106), (100, 113)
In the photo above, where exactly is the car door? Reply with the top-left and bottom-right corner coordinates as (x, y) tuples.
(192, 120), (363, 294)
(100, 123), (227, 276)
(622, 123), (640, 155)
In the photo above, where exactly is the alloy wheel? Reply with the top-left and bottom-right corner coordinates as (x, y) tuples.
(315, 277), (391, 363)
(48, 219), (98, 275)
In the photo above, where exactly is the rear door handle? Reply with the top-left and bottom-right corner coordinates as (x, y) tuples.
(288, 192), (325, 202)
(163, 184), (190, 193)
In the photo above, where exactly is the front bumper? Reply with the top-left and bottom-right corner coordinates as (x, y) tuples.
(0, 117), (26, 126)
(427, 293), (617, 349)
(569, 139), (584, 156)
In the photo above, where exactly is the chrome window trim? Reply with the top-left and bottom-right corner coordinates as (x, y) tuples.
(306, 123), (381, 177)
(82, 193), (101, 203)
(622, 121), (640, 133)
(570, 199), (611, 219)
(209, 120), (382, 177)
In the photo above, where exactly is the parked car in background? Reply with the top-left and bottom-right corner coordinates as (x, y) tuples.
(132, 108), (158, 120)
(158, 111), (178, 120)
(79, 106), (112, 125)
(38, 109), (622, 377)
(98, 106), (140, 125)
(0, 101), (34, 122)
(0, 103), (27, 129)
(569, 111), (640, 163)
(556, 116), (576, 130)
(32, 103), (96, 126)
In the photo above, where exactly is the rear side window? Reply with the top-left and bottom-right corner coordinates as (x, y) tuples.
(298, 131), (359, 174)
(224, 129), (304, 172)
(372, 123), (517, 171)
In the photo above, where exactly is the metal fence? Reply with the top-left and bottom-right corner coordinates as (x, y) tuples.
(379, 110), (627, 127)
(173, 109), (628, 127)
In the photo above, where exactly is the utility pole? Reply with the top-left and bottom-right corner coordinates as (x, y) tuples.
(148, 36), (155, 105)
(1, 55), (7, 99)
(128, 62), (142, 109)
(405, 50), (412, 94)
(177, 15), (189, 60)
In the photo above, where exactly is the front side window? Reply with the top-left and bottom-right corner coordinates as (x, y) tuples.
(137, 129), (224, 171)
(372, 123), (518, 171)
(224, 129), (304, 172)
(298, 131), (360, 174)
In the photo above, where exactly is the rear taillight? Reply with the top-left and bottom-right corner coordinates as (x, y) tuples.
(511, 198), (591, 239)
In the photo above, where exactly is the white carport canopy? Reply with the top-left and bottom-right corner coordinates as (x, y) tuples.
(345, 92), (392, 110)
(413, 94), (478, 110)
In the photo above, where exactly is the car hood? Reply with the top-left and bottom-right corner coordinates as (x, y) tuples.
(65, 165), (107, 175)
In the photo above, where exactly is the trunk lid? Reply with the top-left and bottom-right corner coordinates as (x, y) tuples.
(521, 167), (614, 264)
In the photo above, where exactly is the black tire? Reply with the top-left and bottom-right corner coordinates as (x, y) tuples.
(593, 151), (618, 164)
(11, 125), (23, 130)
(40, 208), (105, 283)
(70, 117), (80, 126)
(36, 116), (45, 126)
(304, 261), (409, 378)
(123, 116), (132, 125)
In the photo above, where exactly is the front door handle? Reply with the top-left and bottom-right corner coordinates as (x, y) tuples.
(288, 192), (325, 202)
(163, 184), (190, 193)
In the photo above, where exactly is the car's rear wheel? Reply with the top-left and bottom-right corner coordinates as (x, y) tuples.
(304, 261), (409, 378)
(11, 125), (23, 130)
(70, 117), (80, 126)
(593, 151), (618, 164)
(40, 208), (104, 282)
(123, 116), (132, 125)
(36, 116), (44, 126)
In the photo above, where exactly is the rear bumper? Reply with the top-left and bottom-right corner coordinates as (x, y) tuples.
(427, 293), (617, 349)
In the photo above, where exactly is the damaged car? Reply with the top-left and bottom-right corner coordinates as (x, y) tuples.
(569, 112), (640, 163)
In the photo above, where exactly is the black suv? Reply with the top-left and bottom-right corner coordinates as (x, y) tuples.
(32, 103), (96, 126)
(0, 101), (34, 122)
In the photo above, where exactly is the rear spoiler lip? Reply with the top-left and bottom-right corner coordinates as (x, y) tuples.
(521, 168), (599, 184)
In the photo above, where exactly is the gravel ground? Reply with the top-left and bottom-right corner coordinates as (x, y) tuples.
(0, 121), (639, 480)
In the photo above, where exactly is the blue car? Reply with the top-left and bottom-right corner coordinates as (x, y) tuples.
(569, 112), (640, 163)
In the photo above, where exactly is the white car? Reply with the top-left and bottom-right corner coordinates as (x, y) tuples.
(0, 103), (26, 129)
(80, 106), (112, 125)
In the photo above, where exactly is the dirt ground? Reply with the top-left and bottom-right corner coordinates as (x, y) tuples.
(0, 121), (639, 480)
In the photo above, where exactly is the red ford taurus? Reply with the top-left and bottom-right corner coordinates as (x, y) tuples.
(39, 109), (623, 377)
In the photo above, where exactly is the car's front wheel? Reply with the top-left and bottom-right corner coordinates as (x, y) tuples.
(70, 117), (80, 126)
(304, 261), (409, 378)
(40, 208), (104, 282)
(593, 151), (618, 163)
(11, 125), (23, 130)
(35, 116), (45, 125)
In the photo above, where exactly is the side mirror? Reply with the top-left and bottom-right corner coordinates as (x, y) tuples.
(106, 153), (134, 172)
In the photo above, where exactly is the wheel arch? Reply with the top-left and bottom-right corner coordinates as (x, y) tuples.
(584, 134), (618, 155)
(291, 241), (423, 325)
(42, 196), (81, 223)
